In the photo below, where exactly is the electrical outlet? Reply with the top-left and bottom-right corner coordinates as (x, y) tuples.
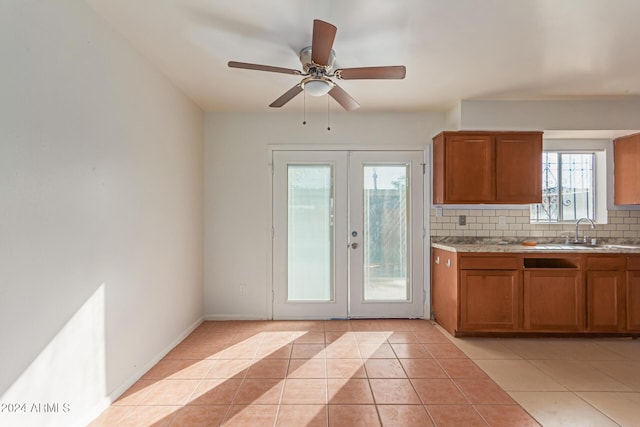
(435, 207), (443, 217)
(458, 215), (466, 226)
(498, 215), (506, 225)
(240, 284), (248, 296)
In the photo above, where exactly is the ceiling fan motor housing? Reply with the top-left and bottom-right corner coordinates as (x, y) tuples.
(299, 46), (335, 75)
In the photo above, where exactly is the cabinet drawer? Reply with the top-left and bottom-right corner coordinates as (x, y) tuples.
(587, 256), (626, 270)
(459, 256), (519, 270)
(628, 256), (640, 271)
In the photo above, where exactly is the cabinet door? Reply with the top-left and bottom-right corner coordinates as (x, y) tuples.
(523, 270), (584, 331)
(586, 271), (625, 331)
(614, 134), (640, 205)
(627, 270), (640, 331)
(444, 134), (494, 202)
(495, 133), (542, 203)
(431, 249), (458, 335)
(460, 270), (519, 331)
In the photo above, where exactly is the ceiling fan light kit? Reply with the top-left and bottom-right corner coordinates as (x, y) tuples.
(301, 77), (334, 96)
(228, 19), (406, 111)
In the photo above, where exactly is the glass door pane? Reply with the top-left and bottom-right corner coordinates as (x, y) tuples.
(287, 165), (333, 301)
(272, 151), (348, 320)
(363, 165), (409, 301)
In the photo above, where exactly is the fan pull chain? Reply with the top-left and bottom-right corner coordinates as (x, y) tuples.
(327, 95), (331, 131)
(302, 90), (307, 125)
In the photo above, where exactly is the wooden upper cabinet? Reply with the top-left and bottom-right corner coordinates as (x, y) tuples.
(433, 131), (543, 204)
(614, 133), (640, 205)
(496, 133), (542, 203)
(444, 134), (494, 202)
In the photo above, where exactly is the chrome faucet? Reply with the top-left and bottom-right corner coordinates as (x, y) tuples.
(573, 217), (596, 243)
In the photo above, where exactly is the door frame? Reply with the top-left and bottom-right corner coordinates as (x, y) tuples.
(267, 145), (431, 320)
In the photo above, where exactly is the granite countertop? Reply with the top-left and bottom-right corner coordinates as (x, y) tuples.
(432, 238), (640, 254)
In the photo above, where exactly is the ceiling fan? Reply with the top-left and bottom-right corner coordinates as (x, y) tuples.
(228, 19), (406, 111)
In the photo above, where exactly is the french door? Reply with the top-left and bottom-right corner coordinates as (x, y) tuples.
(272, 150), (424, 319)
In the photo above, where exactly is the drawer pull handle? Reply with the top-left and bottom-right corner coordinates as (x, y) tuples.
(435, 256), (440, 265)
(446, 259), (451, 268)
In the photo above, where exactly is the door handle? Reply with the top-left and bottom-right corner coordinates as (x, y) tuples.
(350, 242), (359, 249)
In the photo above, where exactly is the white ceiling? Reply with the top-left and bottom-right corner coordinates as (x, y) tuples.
(87, 0), (640, 113)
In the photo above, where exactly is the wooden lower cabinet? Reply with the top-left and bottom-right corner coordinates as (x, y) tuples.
(523, 270), (584, 331)
(432, 249), (640, 336)
(586, 271), (626, 331)
(460, 270), (519, 331)
(431, 248), (458, 336)
(627, 269), (640, 332)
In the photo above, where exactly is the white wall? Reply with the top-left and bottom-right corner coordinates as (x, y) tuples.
(0, 1), (203, 426)
(204, 111), (444, 319)
(459, 98), (640, 130)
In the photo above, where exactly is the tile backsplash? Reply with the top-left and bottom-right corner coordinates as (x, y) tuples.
(430, 208), (640, 240)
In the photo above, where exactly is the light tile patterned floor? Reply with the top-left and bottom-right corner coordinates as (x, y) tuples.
(446, 333), (640, 427)
(90, 319), (538, 426)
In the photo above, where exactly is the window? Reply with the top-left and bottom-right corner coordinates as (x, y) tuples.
(530, 152), (595, 223)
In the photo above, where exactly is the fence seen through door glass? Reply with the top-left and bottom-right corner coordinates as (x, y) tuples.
(363, 165), (409, 301)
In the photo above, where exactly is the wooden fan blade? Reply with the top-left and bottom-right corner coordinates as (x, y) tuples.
(311, 19), (337, 66)
(228, 61), (301, 75)
(269, 84), (303, 108)
(335, 66), (406, 80)
(328, 84), (360, 111)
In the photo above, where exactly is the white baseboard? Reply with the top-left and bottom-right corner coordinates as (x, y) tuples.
(109, 316), (205, 399)
(76, 316), (204, 427)
(204, 314), (269, 321)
